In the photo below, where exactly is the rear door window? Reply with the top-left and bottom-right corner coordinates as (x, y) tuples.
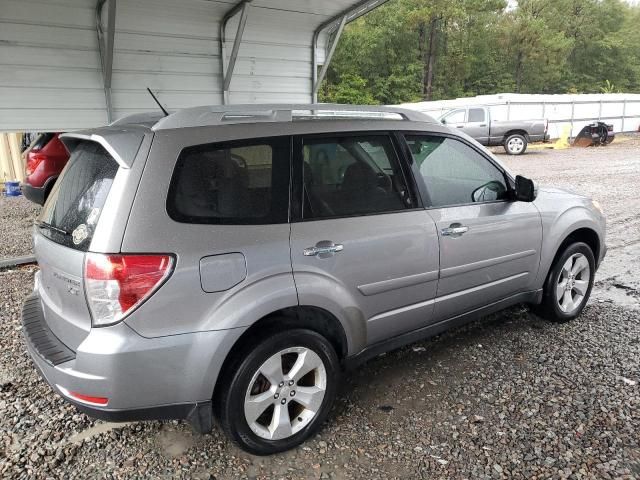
(38, 141), (119, 251)
(167, 137), (290, 224)
(301, 135), (415, 219)
(468, 108), (486, 123)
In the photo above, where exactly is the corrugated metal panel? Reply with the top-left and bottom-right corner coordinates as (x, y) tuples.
(0, 0), (383, 131)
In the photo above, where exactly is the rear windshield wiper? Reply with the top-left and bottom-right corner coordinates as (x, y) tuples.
(35, 220), (70, 236)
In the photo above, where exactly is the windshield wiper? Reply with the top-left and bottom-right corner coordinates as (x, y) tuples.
(35, 220), (70, 236)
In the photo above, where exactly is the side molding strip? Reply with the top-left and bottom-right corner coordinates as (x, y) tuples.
(358, 270), (439, 296)
(440, 250), (537, 279)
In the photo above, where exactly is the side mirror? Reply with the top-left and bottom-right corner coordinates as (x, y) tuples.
(514, 175), (536, 202)
(440, 118), (447, 125)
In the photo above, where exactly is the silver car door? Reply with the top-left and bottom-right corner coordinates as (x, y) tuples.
(403, 134), (542, 321)
(464, 108), (490, 144)
(289, 133), (440, 347)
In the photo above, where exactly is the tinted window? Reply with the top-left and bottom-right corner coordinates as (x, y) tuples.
(168, 138), (289, 224)
(31, 133), (56, 150)
(302, 135), (413, 219)
(38, 141), (118, 251)
(443, 109), (465, 124)
(468, 108), (485, 123)
(405, 135), (508, 208)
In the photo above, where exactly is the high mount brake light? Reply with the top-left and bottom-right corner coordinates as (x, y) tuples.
(84, 253), (174, 327)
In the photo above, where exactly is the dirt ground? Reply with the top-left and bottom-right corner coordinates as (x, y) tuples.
(0, 135), (639, 479)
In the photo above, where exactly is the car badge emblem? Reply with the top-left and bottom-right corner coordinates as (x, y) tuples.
(72, 224), (89, 245)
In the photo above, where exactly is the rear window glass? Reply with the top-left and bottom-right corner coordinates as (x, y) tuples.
(31, 133), (56, 150)
(167, 137), (290, 225)
(38, 141), (119, 251)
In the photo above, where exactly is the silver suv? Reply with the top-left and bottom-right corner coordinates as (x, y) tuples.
(22, 104), (606, 455)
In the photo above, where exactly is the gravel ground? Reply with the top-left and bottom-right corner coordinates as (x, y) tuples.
(0, 196), (39, 260)
(498, 134), (640, 309)
(1, 267), (638, 479)
(1, 136), (639, 479)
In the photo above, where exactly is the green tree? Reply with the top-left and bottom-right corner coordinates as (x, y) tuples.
(320, 0), (640, 104)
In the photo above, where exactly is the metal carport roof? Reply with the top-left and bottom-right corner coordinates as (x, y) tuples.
(0, 0), (390, 131)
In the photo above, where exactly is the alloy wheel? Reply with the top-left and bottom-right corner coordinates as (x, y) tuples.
(556, 253), (591, 314)
(244, 347), (327, 440)
(507, 137), (525, 154)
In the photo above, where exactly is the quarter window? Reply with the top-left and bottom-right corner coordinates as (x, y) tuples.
(168, 138), (289, 224)
(405, 135), (508, 208)
(302, 135), (413, 219)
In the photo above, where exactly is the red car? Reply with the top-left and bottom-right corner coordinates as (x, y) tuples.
(22, 133), (70, 205)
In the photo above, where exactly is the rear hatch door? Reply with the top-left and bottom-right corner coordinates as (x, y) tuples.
(34, 139), (128, 350)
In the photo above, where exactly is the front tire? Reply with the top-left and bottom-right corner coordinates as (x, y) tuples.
(534, 242), (595, 322)
(216, 328), (340, 455)
(504, 133), (528, 155)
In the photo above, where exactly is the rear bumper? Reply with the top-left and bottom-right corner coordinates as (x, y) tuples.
(21, 182), (46, 205)
(529, 133), (548, 143)
(21, 293), (243, 432)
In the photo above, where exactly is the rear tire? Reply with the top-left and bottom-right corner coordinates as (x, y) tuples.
(533, 242), (595, 322)
(504, 133), (528, 155)
(216, 328), (340, 455)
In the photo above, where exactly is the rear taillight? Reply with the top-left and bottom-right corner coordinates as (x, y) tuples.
(26, 153), (46, 176)
(84, 253), (174, 327)
(607, 125), (613, 132)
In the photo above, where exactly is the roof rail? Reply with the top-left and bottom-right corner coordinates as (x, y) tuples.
(151, 104), (434, 131)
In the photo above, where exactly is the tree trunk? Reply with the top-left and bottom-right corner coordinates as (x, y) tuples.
(515, 50), (524, 93)
(423, 17), (438, 101)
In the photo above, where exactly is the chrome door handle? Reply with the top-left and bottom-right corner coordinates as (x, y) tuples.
(441, 224), (469, 237)
(304, 242), (344, 257)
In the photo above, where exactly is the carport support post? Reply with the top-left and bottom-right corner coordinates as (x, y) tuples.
(570, 101), (575, 141)
(220, 1), (252, 105)
(598, 100), (602, 121)
(96, 0), (116, 123)
(312, 15), (347, 103)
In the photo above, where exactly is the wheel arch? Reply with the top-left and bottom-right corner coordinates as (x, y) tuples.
(540, 226), (601, 290)
(211, 305), (350, 406)
(503, 130), (529, 142)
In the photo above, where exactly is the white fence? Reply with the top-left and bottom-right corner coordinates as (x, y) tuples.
(400, 93), (640, 140)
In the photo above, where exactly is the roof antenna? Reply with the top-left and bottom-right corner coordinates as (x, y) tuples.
(147, 87), (169, 116)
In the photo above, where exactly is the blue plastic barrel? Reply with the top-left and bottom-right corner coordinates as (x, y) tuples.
(4, 181), (21, 197)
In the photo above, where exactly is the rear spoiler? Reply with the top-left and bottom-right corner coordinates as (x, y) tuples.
(59, 127), (147, 169)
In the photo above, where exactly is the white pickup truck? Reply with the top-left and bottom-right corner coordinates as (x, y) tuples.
(439, 105), (548, 155)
